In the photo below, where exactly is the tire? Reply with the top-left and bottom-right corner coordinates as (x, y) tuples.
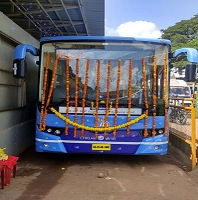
(176, 114), (187, 125)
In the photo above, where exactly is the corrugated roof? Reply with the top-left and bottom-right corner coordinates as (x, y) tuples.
(0, 0), (104, 39)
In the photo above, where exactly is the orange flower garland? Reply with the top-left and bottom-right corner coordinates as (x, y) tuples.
(142, 57), (149, 137)
(113, 59), (121, 137)
(39, 52), (50, 131)
(43, 54), (59, 130)
(127, 59), (133, 135)
(74, 58), (79, 137)
(81, 59), (90, 137)
(104, 60), (111, 137)
(94, 60), (101, 139)
(152, 56), (157, 137)
(163, 54), (168, 135)
(65, 56), (70, 135)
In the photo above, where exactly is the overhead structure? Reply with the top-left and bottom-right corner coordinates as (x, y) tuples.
(0, 0), (104, 39)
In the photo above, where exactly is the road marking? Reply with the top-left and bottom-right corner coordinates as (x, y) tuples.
(158, 183), (167, 197)
(141, 167), (145, 173)
(111, 177), (127, 192)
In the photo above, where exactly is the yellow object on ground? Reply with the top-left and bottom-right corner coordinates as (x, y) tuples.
(0, 148), (8, 161)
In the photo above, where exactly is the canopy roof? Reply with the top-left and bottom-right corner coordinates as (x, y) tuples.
(0, 0), (104, 39)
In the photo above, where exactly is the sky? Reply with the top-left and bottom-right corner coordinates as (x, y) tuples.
(105, 0), (198, 38)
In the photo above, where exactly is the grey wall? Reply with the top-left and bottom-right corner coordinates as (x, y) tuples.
(0, 12), (39, 155)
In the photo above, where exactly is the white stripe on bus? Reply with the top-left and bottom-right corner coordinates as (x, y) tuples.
(36, 138), (168, 145)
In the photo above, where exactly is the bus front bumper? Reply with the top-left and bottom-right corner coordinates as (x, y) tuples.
(36, 127), (168, 155)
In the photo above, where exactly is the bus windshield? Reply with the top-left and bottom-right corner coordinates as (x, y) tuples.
(40, 41), (168, 114)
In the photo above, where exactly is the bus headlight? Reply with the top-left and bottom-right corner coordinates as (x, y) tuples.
(154, 145), (160, 150)
(45, 127), (64, 136)
(54, 129), (61, 136)
(158, 129), (163, 134)
(43, 143), (49, 147)
(47, 128), (52, 133)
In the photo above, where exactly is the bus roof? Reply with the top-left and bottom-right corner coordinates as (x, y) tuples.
(40, 36), (171, 45)
(170, 79), (188, 87)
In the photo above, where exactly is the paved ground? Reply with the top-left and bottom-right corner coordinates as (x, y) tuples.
(1, 147), (198, 200)
(170, 118), (198, 141)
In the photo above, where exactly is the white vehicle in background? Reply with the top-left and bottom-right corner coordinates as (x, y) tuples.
(169, 79), (190, 125)
(170, 79), (192, 107)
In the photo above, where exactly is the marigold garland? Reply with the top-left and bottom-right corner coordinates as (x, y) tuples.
(81, 59), (90, 137)
(104, 60), (111, 137)
(74, 58), (79, 137)
(164, 54), (168, 135)
(65, 56), (70, 135)
(94, 60), (101, 139)
(50, 107), (146, 132)
(152, 56), (157, 137)
(113, 59), (121, 137)
(39, 52), (50, 131)
(142, 57), (149, 137)
(43, 54), (59, 130)
(127, 59), (133, 135)
(91, 102), (112, 120)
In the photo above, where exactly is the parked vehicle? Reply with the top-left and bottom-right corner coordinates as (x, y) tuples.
(170, 79), (192, 107)
(12, 36), (198, 155)
(169, 103), (187, 125)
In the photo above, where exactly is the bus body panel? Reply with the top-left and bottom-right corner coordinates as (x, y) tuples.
(36, 128), (168, 155)
(36, 109), (165, 130)
(35, 36), (171, 155)
(40, 36), (171, 45)
(36, 109), (168, 155)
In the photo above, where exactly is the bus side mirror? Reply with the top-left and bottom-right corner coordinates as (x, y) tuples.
(13, 59), (26, 78)
(13, 44), (38, 78)
(174, 48), (198, 83)
(185, 63), (197, 82)
(174, 48), (198, 63)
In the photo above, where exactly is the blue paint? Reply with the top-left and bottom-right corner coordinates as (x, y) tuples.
(36, 126), (67, 153)
(135, 134), (168, 155)
(35, 107), (168, 155)
(40, 36), (171, 45)
(61, 129), (142, 142)
(36, 109), (165, 130)
(61, 129), (142, 154)
(174, 48), (198, 63)
(14, 44), (38, 60)
(35, 126), (168, 155)
(64, 143), (139, 154)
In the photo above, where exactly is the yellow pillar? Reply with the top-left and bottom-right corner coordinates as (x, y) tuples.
(191, 100), (197, 169)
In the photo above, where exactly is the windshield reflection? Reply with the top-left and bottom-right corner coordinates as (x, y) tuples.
(40, 41), (168, 115)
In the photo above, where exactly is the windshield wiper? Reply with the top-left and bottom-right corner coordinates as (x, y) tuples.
(49, 99), (66, 107)
(49, 97), (85, 107)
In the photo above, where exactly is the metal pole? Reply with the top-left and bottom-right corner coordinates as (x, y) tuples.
(196, 85), (198, 117)
(78, 0), (89, 35)
(60, 0), (78, 35)
(191, 99), (197, 169)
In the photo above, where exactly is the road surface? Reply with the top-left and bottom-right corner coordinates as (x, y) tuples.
(0, 147), (198, 200)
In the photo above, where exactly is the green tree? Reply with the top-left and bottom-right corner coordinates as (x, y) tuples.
(161, 13), (198, 67)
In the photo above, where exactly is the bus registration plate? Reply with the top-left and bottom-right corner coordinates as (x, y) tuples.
(92, 144), (111, 151)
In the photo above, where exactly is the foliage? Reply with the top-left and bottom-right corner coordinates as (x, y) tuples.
(161, 14), (198, 68)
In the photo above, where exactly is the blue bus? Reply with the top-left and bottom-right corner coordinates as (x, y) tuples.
(13, 36), (198, 155)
